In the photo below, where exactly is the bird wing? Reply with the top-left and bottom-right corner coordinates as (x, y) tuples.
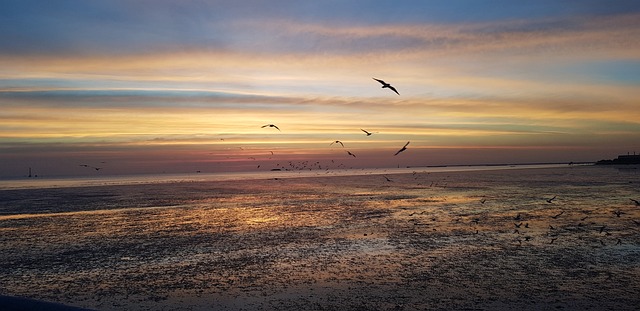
(261, 124), (268, 128)
(273, 125), (280, 131)
(361, 129), (370, 135)
(403, 141), (410, 148)
(388, 85), (400, 95)
(338, 141), (344, 147)
(372, 78), (386, 85)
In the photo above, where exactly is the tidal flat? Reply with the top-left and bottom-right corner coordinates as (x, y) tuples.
(1, 165), (639, 310)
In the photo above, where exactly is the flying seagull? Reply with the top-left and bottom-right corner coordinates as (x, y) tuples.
(331, 140), (344, 147)
(394, 141), (410, 156)
(546, 195), (557, 203)
(372, 78), (399, 95)
(261, 124), (280, 131)
(79, 164), (101, 171)
(361, 129), (374, 136)
(346, 151), (356, 158)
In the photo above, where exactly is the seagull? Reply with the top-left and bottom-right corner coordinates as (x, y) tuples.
(394, 141), (410, 156)
(330, 140), (344, 147)
(383, 175), (393, 182)
(346, 151), (356, 158)
(79, 164), (101, 171)
(361, 129), (374, 136)
(372, 78), (399, 95)
(631, 199), (640, 206)
(261, 124), (280, 131)
(551, 211), (564, 219)
(546, 196), (557, 203)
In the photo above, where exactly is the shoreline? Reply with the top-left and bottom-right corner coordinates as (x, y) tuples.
(0, 163), (580, 191)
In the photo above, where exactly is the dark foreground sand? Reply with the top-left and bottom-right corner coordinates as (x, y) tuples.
(1, 166), (639, 310)
(0, 295), (95, 311)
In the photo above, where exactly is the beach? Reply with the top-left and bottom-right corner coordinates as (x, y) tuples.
(1, 165), (639, 310)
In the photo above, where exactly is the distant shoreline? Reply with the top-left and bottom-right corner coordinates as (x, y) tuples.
(0, 163), (582, 191)
(407, 161), (594, 169)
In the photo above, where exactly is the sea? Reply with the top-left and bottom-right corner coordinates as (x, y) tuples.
(1, 164), (639, 310)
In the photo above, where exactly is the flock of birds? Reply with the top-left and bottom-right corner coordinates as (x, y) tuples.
(260, 78), (408, 163)
(471, 194), (640, 247)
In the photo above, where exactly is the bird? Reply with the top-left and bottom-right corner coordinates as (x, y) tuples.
(372, 78), (399, 95)
(515, 222), (523, 228)
(361, 129), (374, 136)
(631, 199), (640, 206)
(551, 211), (564, 219)
(261, 124), (280, 131)
(383, 175), (393, 182)
(480, 198), (486, 204)
(330, 140), (344, 147)
(346, 151), (356, 158)
(546, 196), (557, 203)
(394, 141), (410, 156)
(79, 164), (101, 171)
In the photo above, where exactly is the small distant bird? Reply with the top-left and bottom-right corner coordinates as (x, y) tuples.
(346, 151), (356, 158)
(524, 223), (529, 228)
(394, 141), (410, 156)
(79, 164), (101, 171)
(383, 175), (393, 182)
(515, 222), (523, 228)
(550, 238), (557, 244)
(261, 124), (280, 131)
(514, 213), (522, 221)
(546, 196), (557, 203)
(331, 140), (344, 147)
(372, 78), (399, 95)
(551, 211), (564, 219)
(480, 198), (486, 204)
(631, 199), (640, 206)
(361, 129), (373, 136)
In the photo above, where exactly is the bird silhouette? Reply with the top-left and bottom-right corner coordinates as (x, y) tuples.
(361, 129), (374, 136)
(383, 175), (393, 182)
(346, 151), (356, 157)
(79, 164), (102, 171)
(394, 141), (410, 156)
(631, 199), (640, 206)
(372, 78), (399, 95)
(546, 196), (557, 203)
(551, 211), (564, 219)
(331, 140), (344, 147)
(261, 124), (280, 131)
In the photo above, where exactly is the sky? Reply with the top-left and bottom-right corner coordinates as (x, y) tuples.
(1, 0), (639, 177)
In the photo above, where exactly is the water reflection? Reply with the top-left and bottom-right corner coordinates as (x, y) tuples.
(0, 166), (638, 310)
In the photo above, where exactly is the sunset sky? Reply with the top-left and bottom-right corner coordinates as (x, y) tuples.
(1, 0), (639, 177)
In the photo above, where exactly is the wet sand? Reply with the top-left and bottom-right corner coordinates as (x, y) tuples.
(1, 166), (639, 310)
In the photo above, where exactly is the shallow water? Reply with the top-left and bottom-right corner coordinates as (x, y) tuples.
(1, 165), (639, 310)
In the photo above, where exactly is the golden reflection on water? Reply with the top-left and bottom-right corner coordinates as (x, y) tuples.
(0, 166), (639, 310)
